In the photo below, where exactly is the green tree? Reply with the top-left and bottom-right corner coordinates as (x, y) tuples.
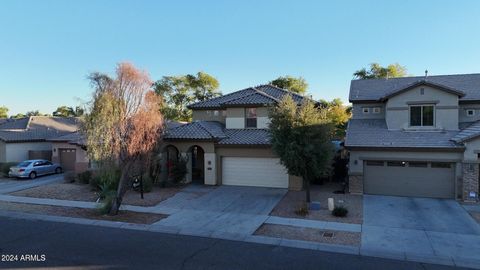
(53, 106), (85, 117)
(26, 110), (49, 117)
(270, 76), (308, 94)
(319, 98), (351, 139)
(154, 72), (220, 121)
(269, 96), (334, 203)
(0, 106), (8, 118)
(353, 63), (407, 79)
(10, 113), (26, 119)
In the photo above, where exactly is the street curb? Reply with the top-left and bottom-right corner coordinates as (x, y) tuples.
(1, 210), (479, 269)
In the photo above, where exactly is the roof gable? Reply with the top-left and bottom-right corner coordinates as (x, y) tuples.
(349, 73), (480, 102)
(380, 80), (465, 101)
(188, 84), (305, 109)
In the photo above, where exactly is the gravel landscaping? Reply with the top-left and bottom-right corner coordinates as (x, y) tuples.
(0, 201), (166, 224)
(10, 182), (183, 207)
(270, 183), (362, 224)
(255, 223), (361, 246)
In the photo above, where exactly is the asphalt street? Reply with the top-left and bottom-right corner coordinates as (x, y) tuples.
(0, 217), (468, 270)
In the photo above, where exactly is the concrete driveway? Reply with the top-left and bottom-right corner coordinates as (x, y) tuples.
(153, 185), (286, 236)
(362, 195), (480, 266)
(0, 174), (63, 194)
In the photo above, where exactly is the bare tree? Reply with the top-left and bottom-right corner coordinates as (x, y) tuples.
(84, 62), (164, 215)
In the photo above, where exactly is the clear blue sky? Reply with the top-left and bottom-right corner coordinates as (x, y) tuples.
(1, 0), (480, 115)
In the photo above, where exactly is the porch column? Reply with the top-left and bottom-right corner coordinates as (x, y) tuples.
(182, 152), (192, 183)
(462, 162), (479, 202)
(204, 153), (216, 185)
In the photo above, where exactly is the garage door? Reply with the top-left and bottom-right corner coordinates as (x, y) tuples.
(222, 157), (289, 188)
(364, 160), (455, 199)
(59, 148), (76, 172)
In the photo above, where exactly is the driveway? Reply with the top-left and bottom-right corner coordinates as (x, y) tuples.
(362, 195), (480, 266)
(152, 185), (286, 236)
(0, 174), (63, 194)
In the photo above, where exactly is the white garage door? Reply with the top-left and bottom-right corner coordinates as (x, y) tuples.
(222, 157), (289, 188)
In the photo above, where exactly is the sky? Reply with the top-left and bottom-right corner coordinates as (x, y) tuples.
(1, 0), (480, 115)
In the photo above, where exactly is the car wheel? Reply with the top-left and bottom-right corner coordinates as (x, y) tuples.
(29, 172), (36, 179)
(55, 167), (62, 174)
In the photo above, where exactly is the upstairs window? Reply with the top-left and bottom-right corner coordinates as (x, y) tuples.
(245, 108), (257, 128)
(362, 107), (370, 114)
(410, 105), (434, 127)
(467, 109), (475, 117)
(372, 107), (381, 114)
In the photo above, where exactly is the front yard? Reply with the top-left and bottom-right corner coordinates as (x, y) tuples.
(10, 182), (183, 207)
(0, 201), (166, 224)
(270, 182), (363, 224)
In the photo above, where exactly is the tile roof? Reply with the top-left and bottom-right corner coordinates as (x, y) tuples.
(0, 116), (79, 143)
(164, 121), (272, 145)
(188, 84), (305, 109)
(345, 119), (462, 149)
(218, 129), (271, 145)
(48, 131), (86, 146)
(451, 121), (480, 143)
(349, 73), (480, 102)
(164, 121), (226, 140)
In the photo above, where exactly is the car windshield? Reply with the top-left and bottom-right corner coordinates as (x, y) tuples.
(17, 161), (32, 167)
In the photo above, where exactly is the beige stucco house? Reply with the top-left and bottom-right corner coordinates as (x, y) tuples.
(162, 85), (303, 190)
(345, 73), (480, 202)
(0, 116), (89, 173)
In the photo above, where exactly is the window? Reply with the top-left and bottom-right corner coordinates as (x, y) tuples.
(213, 110), (219, 116)
(245, 108), (257, 128)
(221, 110), (227, 117)
(467, 109), (475, 117)
(366, 161), (384, 166)
(387, 161), (406, 167)
(431, 162), (451, 168)
(410, 105), (434, 126)
(372, 107), (381, 114)
(408, 162), (428, 168)
(362, 107), (370, 114)
(206, 110), (211, 115)
(420, 88), (425, 95)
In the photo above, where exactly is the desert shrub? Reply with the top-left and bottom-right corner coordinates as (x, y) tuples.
(295, 203), (309, 217)
(170, 157), (188, 184)
(90, 166), (121, 191)
(63, 171), (76, 183)
(96, 182), (117, 215)
(332, 206), (348, 217)
(77, 170), (92, 184)
(142, 173), (153, 193)
(0, 162), (17, 177)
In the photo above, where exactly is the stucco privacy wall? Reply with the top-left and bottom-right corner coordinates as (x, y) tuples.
(5, 142), (52, 162)
(0, 141), (6, 163)
(51, 142), (89, 173)
(348, 150), (464, 197)
(385, 86), (459, 130)
(192, 110), (226, 123)
(215, 146), (302, 190)
(351, 103), (385, 120)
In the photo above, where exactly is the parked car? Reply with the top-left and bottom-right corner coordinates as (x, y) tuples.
(8, 159), (62, 179)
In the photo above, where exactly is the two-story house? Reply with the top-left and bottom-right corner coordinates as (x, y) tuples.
(161, 85), (303, 190)
(345, 73), (480, 202)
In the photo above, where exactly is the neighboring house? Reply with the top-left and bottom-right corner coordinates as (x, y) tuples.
(0, 117), (81, 169)
(48, 131), (89, 173)
(345, 73), (480, 202)
(162, 85), (304, 190)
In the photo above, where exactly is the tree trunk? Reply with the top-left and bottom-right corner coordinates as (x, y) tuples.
(109, 161), (133, 215)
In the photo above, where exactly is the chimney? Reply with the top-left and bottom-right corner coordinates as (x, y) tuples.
(425, 70), (428, 79)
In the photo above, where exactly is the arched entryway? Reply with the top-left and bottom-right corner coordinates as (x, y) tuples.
(162, 145), (179, 183)
(189, 145), (205, 184)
